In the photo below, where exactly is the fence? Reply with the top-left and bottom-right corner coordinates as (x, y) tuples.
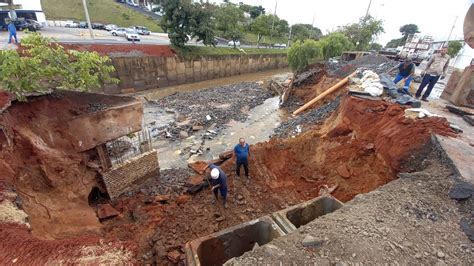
(105, 127), (153, 166)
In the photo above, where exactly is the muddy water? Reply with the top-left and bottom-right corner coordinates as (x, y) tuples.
(141, 70), (292, 169)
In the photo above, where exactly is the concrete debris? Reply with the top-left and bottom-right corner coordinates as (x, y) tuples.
(264, 244), (285, 258)
(449, 182), (473, 200)
(97, 204), (120, 220)
(154, 194), (171, 203)
(166, 250), (181, 263)
(179, 131), (189, 139)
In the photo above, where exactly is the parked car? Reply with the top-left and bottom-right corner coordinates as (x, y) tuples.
(111, 28), (127, 36)
(273, 43), (287, 48)
(133, 26), (150, 35)
(2, 20), (33, 31)
(228, 40), (241, 47)
(105, 24), (117, 31)
(125, 29), (140, 41)
(91, 23), (105, 30)
(64, 20), (78, 28)
(25, 19), (43, 31)
(127, 0), (139, 7)
(78, 22), (88, 28)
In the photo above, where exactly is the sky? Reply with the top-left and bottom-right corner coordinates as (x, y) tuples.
(221, 0), (473, 46)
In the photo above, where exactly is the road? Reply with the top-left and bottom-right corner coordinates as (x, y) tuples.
(0, 26), (277, 49)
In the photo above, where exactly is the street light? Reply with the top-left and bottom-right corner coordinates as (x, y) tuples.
(82, 0), (94, 39)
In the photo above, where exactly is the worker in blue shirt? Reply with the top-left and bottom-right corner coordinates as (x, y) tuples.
(234, 138), (250, 180)
(208, 163), (228, 209)
(390, 59), (415, 94)
(7, 21), (18, 44)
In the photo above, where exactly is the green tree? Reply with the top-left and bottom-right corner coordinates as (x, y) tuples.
(385, 37), (404, 48)
(291, 24), (322, 42)
(319, 32), (354, 59)
(0, 33), (117, 101)
(288, 40), (322, 72)
(215, 3), (245, 47)
(448, 40), (463, 57)
(340, 15), (384, 51)
(386, 24), (420, 48)
(238, 3), (265, 19)
(369, 42), (383, 51)
(159, 0), (215, 48)
(275, 19), (290, 37)
(250, 14), (274, 47)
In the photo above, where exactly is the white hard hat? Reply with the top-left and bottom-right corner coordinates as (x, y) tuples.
(211, 168), (219, 179)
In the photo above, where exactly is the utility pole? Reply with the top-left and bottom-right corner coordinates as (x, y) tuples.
(82, 0), (94, 40)
(271, 0), (278, 31)
(445, 16), (458, 48)
(365, 0), (373, 19)
(309, 12), (316, 39)
(287, 26), (292, 47)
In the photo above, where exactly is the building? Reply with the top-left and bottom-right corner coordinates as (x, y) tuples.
(0, 0), (46, 26)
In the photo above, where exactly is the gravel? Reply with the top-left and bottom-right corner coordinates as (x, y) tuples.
(148, 82), (274, 139)
(273, 96), (341, 138)
(327, 55), (399, 77)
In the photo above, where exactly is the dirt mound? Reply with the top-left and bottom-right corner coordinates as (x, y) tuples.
(60, 43), (176, 57)
(328, 54), (399, 77)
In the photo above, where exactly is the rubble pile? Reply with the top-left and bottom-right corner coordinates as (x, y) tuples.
(148, 82), (274, 139)
(328, 54), (399, 77)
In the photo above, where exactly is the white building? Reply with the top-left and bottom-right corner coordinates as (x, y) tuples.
(0, 0), (46, 25)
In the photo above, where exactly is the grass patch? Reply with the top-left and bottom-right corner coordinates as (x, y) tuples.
(242, 32), (288, 45)
(174, 45), (288, 59)
(41, 0), (163, 32)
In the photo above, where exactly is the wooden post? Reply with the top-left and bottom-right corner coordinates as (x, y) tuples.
(292, 71), (357, 116)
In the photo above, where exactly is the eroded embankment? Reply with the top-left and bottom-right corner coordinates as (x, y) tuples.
(99, 96), (456, 264)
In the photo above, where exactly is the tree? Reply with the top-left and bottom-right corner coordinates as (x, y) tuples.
(386, 24), (420, 48)
(340, 15), (384, 51)
(385, 37), (404, 48)
(215, 3), (245, 47)
(159, 0), (215, 48)
(0, 34), (117, 101)
(238, 3), (265, 19)
(275, 19), (290, 37)
(250, 14), (273, 47)
(319, 32), (354, 59)
(369, 42), (383, 51)
(288, 40), (322, 72)
(291, 24), (322, 42)
(448, 40), (463, 57)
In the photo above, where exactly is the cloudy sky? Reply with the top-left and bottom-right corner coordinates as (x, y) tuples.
(223, 0), (472, 45)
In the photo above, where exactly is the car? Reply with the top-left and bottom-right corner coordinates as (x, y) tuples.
(2, 20), (32, 31)
(64, 20), (78, 28)
(228, 40), (241, 47)
(273, 43), (287, 48)
(78, 22), (88, 28)
(25, 19), (43, 31)
(91, 23), (105, 30)
(133, 26), (150, 35)
(105, 24), (117, 31)
(125, 29), (140, 41)
(111, 28), (127, 37)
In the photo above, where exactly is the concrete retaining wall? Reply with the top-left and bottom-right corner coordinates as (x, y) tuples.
(102, 54), (288, 94)
(102, 150), (159, 199)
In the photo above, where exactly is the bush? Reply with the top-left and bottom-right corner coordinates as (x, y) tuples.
(288, 40), (322, 72)
(0, 33), (117, 100)
(319, 32), (354, 60)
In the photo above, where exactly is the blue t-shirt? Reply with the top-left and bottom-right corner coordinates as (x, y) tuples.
(234, 143), (249, 162)
(7, 23), (16, 34)
(398, 63), (414, 77)
(208, 164), (227, 189)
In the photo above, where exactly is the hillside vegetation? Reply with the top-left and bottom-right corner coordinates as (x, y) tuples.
(41, 0), (162, 32)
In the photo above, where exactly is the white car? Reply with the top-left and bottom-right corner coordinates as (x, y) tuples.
(228, 40), (241, 47)
(64, 21), (78, 28)
(125, 29), (140, 41)
(105, 24), (117, 31)
(111, 28), (127, 37)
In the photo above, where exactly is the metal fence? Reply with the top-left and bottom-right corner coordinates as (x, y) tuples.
(106, 127), (153, 166)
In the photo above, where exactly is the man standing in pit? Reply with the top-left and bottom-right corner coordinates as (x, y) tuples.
(391, 58), (415, 94)
(415, 47), (451, 102)
(234, 138), (250, 180)
(208, 163), (228, 209)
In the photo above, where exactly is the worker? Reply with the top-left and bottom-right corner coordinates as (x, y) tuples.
(208, 164), (228, 209)
(391, 58), (415, 94)
(7, 21), (18, 44)
(234, 138), (250, 180)
(415, 47), (451, 102)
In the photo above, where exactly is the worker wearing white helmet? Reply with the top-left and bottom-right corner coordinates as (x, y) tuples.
(208, 163), (228, 209)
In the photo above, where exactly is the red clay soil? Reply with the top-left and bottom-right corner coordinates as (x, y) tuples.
(98, 96), (456, 264)
(60, 43), (176, 57)
(0, 223), (136, 264)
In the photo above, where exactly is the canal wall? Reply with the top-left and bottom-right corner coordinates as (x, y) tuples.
(101, 54), (288, 94)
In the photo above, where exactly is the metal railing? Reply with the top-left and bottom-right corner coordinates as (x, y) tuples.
(106, 126), (152, 166)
